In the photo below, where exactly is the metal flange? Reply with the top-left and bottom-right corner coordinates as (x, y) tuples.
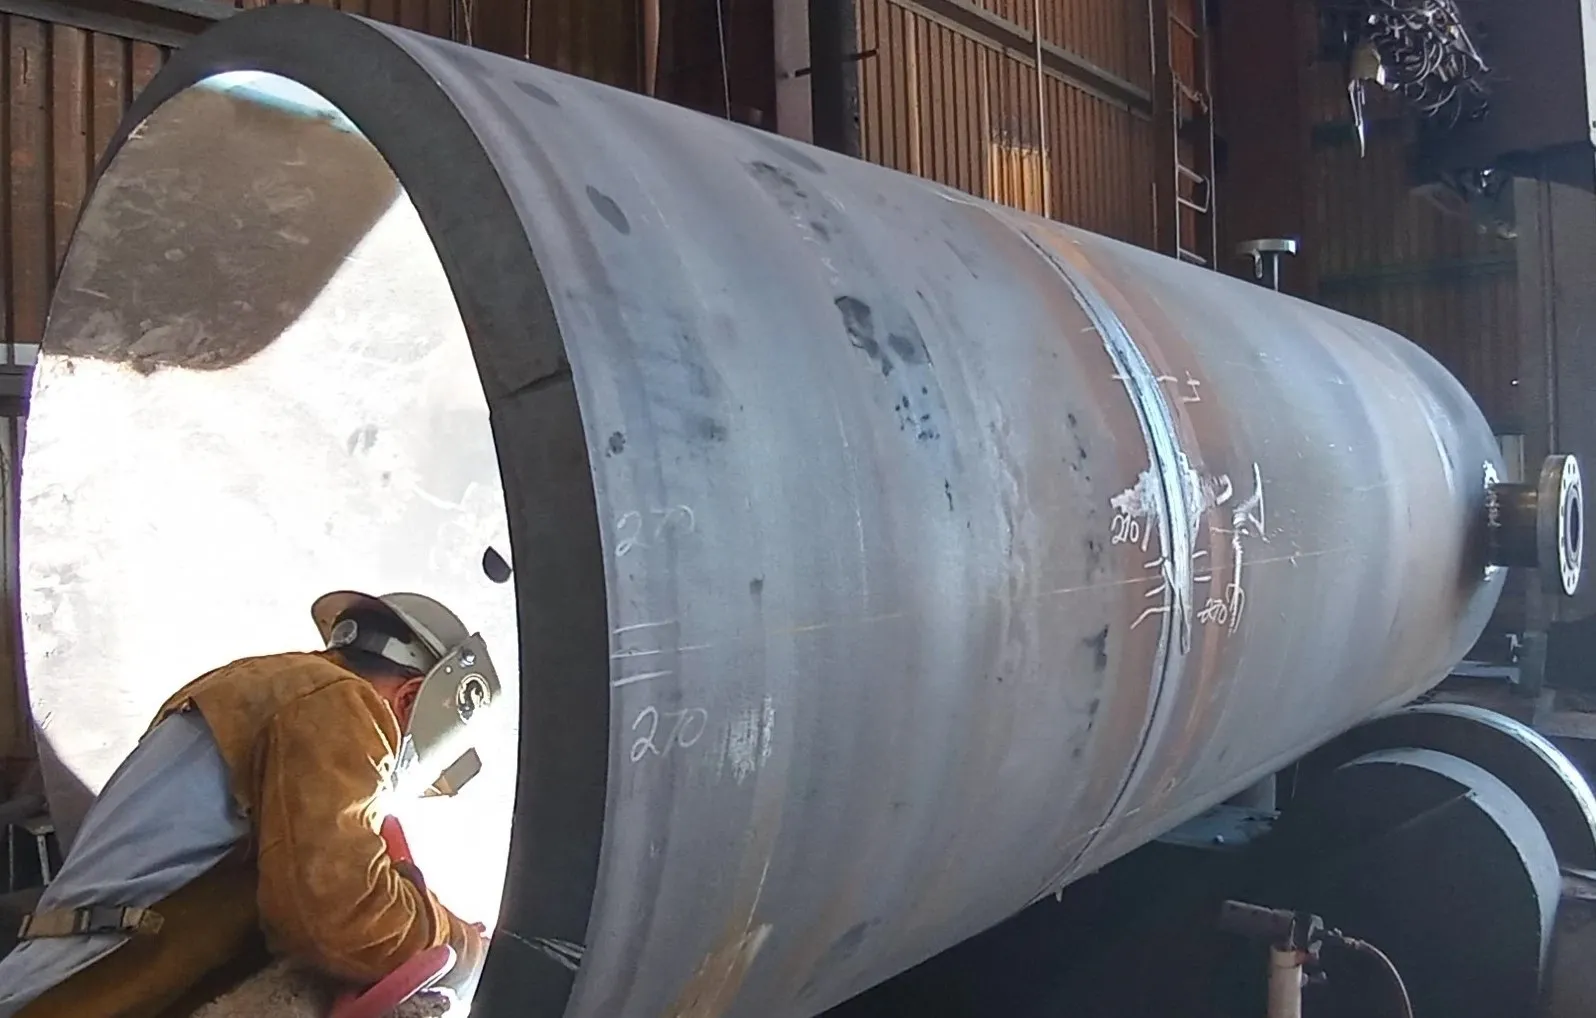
(1488, 454), (1584, 597)
(1546, 455), (1584, 598)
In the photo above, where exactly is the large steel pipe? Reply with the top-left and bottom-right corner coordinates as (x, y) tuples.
(19, 7), (1572, 1016)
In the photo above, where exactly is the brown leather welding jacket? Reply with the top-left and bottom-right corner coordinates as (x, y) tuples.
(152, 651), (472, 983)
(15, 651), (472, 1018)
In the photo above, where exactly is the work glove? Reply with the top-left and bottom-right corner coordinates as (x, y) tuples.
(438, 921), (488, 1002)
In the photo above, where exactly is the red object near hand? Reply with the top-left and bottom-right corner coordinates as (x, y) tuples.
(379, 814), (427, 890)
(328, 816), (452, 1018)
(328, 945), (455, 1018)
(379, 815), (412, 865)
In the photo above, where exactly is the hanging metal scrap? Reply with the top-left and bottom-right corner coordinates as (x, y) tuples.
(1326, 0), (1490, 153)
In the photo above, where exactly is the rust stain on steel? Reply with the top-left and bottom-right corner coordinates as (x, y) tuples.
(669, 808), (783, 1018)
(666, 922), (774, 1018)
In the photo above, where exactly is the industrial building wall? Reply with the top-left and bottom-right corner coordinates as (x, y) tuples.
(856, 0), (1158, 247)
(2, 14), (177, 367)
(1299, 65), (1520, 431)
(1216, 0), (1518, 431)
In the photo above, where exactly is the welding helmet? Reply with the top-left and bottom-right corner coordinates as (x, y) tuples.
(312, 590), (501, 798)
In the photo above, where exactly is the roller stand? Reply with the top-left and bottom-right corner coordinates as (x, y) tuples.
(1268, 945), (1305, 1018)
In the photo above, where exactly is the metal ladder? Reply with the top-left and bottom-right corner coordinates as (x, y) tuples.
(1153, 0), (1218, 268)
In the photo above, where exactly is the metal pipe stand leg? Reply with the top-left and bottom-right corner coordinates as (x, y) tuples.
(1268, 944), (1306, 1018)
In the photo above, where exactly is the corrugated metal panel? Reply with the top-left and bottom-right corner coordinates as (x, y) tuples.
(245, 0), (442, 35)
(969, 0), (1148, 86)
(1042, 0), (1151, 87)
(234, 0), (462, 39)
(460, 0), (637, 89)
(859, 0), (1154, 246)
(3, 15), (169, 356)
(1046, 72), (1154, 244)
(235, 1), (639, 89)
(492, 0), (636, 88)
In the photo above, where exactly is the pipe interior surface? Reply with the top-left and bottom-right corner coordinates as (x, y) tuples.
(21, 8), (1506, 1018)
(20, 67), (521, 952)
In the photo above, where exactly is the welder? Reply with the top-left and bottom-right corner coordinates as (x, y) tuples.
(0, 590), (501, 1018)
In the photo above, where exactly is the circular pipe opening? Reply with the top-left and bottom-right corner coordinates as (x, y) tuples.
(22, 69), (522, 993)
(1567, 496), (1582, 564)
(80, 17), (619, 1013)
(1558, 457), (1583, 597)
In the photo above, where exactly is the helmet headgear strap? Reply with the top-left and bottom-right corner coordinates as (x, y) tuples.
(326, 616), (438, 674)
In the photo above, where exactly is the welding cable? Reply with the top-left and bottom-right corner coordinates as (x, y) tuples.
(1335, 936), (1414, 1018)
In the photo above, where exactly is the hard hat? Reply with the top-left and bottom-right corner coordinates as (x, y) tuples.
(311, 590), (501, 798)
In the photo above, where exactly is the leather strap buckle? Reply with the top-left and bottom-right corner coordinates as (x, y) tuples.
(17, 905), (165, 940)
